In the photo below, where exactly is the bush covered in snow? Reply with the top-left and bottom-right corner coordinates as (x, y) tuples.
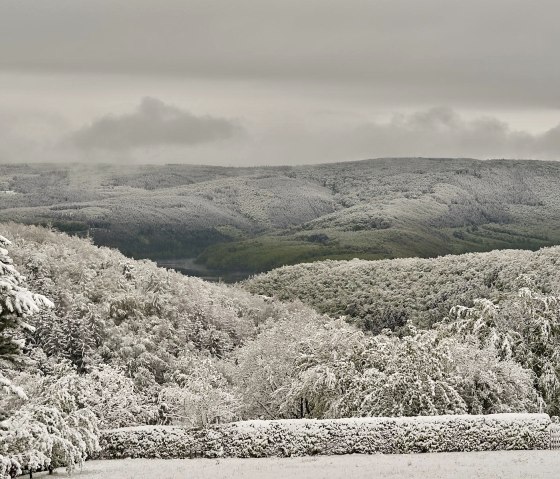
(230, 318), (539, 420)
(100, 414), (552, 459)
(0, 456), (19, 479)
(0, 404), (99, 475)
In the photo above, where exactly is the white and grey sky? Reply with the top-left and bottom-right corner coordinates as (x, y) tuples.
(1, 0), (559, 165)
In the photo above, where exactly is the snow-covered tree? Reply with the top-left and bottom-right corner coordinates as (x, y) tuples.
(0, 455), (20, 479)
(268, 321), (538, 419)
(1, 234), (53, 398)
(445, 288), (560, 414)
(277, 319), (366, 418)
(77, 364), (157, 428)
(159, 357), (239, 427)
(0, 234), (101, 477)
(31, 303), (103, 373)
(231, 308), (328, 419)
(280, 326), (468, 418)
(447, 338), (540, 414)
(0, 403), (98, 476)
(0, 360), (100, 477)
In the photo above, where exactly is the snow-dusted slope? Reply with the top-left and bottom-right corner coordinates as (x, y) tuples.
(3, 158), (560, 277)
(244, 246), (560, 331)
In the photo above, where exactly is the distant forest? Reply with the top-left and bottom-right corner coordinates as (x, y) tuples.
(1, 158), (559, 280)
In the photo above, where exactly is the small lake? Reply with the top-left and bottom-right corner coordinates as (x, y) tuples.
(155, 257), (252, 283)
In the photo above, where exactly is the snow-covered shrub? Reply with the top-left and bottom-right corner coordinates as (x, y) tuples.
(232, 317), (539, 420)
(99, 413), (551, 459)
(0, 455), (20, 479)
(99, 426), (203, 460)
(0, 362), (100, 474)
(0, 403), (99, 475)
(159, 357), (240, 427)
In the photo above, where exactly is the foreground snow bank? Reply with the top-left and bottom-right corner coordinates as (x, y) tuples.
(99, 414), (551, 459)
(32, 451), (560, 479)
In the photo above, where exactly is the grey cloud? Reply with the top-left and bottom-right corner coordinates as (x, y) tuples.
(0, 108), (70, 164)
(541, 125), (560, 154)
(1, 0), (559, 109)
(3, 103), (560, 166)
(3, 0), (559, 165)
(247, 108), (560, 165)
(67, 97), (243, 150)
(342, 108), (559, 160)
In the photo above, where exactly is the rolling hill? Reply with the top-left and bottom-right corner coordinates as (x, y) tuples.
(243, 246), (560, 332)
(2, 158), (560, 279)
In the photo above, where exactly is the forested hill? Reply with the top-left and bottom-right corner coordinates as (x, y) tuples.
(2, 158), (560, 279)
(244, 246), (560, 333)
(6, 223), (560, 473)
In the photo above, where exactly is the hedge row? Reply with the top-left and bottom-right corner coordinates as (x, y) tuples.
(99, 414), (552, 459)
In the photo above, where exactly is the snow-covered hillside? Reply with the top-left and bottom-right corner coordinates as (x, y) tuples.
(3, 158), (560, 277)
(245, 246), (560, 331)
(3, 224), (560, 475)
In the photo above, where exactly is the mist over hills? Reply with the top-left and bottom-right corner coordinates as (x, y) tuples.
(1, 158), (559, 280)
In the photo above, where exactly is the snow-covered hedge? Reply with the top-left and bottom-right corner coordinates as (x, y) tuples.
(100, 414), (551, 459)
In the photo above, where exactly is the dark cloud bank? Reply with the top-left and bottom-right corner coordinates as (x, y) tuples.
(67, 97), (243, 150)
(2, 0), (559, 109)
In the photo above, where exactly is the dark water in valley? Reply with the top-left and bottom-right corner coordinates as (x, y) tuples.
(155, 257), (251, 283)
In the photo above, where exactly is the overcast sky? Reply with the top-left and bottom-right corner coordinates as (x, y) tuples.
(1, 0), (559, 165)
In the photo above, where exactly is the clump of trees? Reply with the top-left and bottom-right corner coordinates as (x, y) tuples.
(1, 234), (98, 478)
(443, 288), (560, 415)
(231, 316), (538, 420)
(245, 246), (560, 332)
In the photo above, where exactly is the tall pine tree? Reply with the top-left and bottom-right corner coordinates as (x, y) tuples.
(0, 235), (53, 397)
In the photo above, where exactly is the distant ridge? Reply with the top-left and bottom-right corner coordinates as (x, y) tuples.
(2, 158), (560, 279)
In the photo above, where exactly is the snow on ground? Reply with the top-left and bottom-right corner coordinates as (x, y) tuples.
(37, 451), (560, 479)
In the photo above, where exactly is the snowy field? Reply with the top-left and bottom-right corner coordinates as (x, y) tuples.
(38, 451), (560, 479)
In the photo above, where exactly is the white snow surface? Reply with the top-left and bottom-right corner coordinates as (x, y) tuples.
(35, 451), (560, 479)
